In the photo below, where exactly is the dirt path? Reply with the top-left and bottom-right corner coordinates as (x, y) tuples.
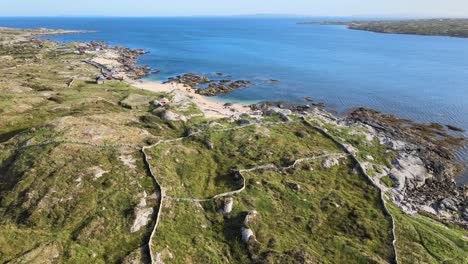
(164, 153), (349, 202)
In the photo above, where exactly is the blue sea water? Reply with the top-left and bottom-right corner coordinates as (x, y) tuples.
(1, 17), (467, 180)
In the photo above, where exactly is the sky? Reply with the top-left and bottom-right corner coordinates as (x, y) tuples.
(1, 0), (467, 17)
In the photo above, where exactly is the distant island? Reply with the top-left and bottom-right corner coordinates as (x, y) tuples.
(299, 19), (468, 38)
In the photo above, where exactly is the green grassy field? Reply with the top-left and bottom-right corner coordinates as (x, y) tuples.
(148, 125), (395, 263)
(0, 27), (466, 264)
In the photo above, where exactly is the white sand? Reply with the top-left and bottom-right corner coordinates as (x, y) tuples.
(129, 80), (252, 118)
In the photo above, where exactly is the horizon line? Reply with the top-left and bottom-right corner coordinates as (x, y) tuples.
(0, 14), (467, 19)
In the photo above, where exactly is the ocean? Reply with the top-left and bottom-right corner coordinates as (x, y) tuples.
(1, 17), (467, 180)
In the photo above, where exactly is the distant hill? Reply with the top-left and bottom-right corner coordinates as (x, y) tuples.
(299, 19), (468, 38)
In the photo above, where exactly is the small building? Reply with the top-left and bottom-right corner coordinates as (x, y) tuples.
(158, 98), (169, 107)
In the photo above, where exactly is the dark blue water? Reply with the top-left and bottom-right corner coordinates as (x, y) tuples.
(1, 17), (467, 179)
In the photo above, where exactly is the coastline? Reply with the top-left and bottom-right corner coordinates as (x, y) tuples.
(14, 25), (468, 224)
(79, 27), (466, 187)
(128, 79), (253, 119)
(0, 26), (467, 263)
(299, 19), (468, 38)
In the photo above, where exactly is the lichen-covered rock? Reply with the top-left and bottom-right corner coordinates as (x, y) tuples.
(241, 227), (255, 242)
(389, 153), (430, 191)
(131, 192), (154, 233)
(378, 135), (408, 151)
(244, 210), (258, 225)
(223, 197), (234, 214)
(349, 129), (375, 142)
(131, 207), (153, 233)
(158, 110), (188, 122)
(438, 197), (459, 212)
(322, 157), (340, 169)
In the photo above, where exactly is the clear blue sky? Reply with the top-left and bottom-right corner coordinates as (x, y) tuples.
(1, 0), (467, 17)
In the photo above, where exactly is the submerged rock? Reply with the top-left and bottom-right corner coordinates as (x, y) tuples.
(446, 125), (465, 132)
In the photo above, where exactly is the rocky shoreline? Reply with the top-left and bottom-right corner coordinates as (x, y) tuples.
(346, 108), (467, 226)
(51, 32), (467, 227)
(165, 73), (252, 96)
(78, 41), (152, 80)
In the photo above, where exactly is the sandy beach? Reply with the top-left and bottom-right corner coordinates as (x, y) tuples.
(86, 45), (252, 119)
(129, 79), (253, 118)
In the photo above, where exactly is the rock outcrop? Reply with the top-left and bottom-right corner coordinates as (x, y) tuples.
(241, 227), (255, 242)
(323, 156), (340, 169)
(166, 73), (211, 87)
(241, 210), (259, 242)
(157, 110), (189, 122)
(220, 197), (234, 214)
(165, 73), (252, 96)
(347, 107), (467, 225)
(196, 80), (251, 96)
(244, 210), (258, 225)
(131, 192), (154, 233)
(389, 153), (431, 191)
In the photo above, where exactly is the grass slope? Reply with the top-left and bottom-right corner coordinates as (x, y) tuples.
(0, 27), (466, 264)
(148, 123), (395, 263)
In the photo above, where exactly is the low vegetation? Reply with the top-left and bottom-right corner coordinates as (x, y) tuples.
(388, 204), (467, 263)
(149, 125), (395, 263)
(0, 27), (465, 264)
(300, 19), (468, 38)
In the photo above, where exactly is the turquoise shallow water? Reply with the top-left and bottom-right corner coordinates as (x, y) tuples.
(1, 17), (467, 181)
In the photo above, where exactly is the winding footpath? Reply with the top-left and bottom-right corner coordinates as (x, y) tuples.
(0, 117), (399, 264)
(141, 120), (309, 263)
(164, 153), (349, 202)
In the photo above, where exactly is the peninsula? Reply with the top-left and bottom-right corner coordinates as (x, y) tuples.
(299, 19), (468, 38)
(0, 27), (466, 264)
